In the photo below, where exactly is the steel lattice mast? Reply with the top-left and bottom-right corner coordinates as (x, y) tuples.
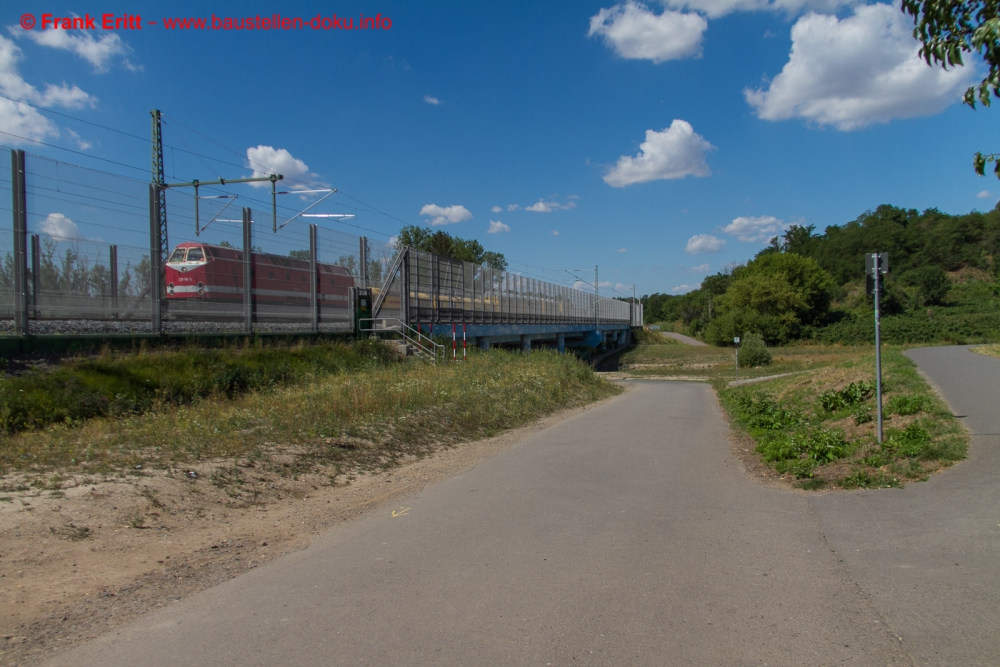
(151, 109), (168, 261)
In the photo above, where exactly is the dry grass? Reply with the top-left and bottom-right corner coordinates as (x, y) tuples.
(614, 341), (866, 384)
(971, 344), (1000, 359)
(0, 350), (620, 485)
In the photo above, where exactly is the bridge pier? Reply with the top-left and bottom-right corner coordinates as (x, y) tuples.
(477, 337), (492, 351)
(520, 335), (532, 352)
(557, 333), (565, 354)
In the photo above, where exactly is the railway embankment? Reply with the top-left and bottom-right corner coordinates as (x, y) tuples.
(0, 341), (619, 665)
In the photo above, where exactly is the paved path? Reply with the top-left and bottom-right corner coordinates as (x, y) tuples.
(48, 346), (999, 666)
(50, 382), (905, 666)
(661, 331), (708, 346)
(807, 345), (1000, 666)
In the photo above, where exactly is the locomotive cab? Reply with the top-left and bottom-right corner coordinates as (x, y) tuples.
(166, 243), (211, 297)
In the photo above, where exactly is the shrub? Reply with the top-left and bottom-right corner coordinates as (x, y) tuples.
(738, 332), (772, 368)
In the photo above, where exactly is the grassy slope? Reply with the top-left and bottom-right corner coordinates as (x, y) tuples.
(0, 349), (620, 479)
(971, 344), (1000, 359)
(719, 347), (966, 489)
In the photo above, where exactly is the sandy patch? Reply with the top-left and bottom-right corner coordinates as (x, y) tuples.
(0, 389), (627, 667)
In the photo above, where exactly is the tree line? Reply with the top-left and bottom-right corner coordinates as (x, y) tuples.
(643, 203), (1000, 345)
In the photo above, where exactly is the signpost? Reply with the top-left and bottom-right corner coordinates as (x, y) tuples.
(866, 252), (889, 443)
(733, 336), (741, 381)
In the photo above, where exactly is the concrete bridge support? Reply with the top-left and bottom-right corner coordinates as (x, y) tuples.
(557, 333), (565, 354)
(477, 337), (492, 351)
(521, 335), (532, 352)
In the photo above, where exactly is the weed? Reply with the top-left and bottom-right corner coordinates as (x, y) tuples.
(49, 523), (91, 540)
(819, 380), (874, 412)
(883, 423), (933, 458)
(886, 394), (928, 416)
(853, 405), (874, 425)
(839, 470), (901, 489)
(796, 478), (826, 490)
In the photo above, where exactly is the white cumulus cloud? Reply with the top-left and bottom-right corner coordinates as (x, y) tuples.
(420, 204), (473, 226)
(19, 28), (135, 72)
(723, 215), (789, 242)
(490, 205), (503, 212)
(671, 283), (702, 294)
(662, 0), (859, 19)
(0, 35), (96, 145)
(588, 1), (708, 63)
(550, 230), (560, 236)
(977, 190), (992, 199)
(604, 119), (714, 187)
(744, 3), (974, 130)
(686, 234), (726, 254)
(487, 220), (511, 233)
(245, 146), (321, 189)
(423, 95), (441, 105)
(680, 263), (711, 273)
(618, 248), (628, 253)
(39, 212), (82, 240)
(507, 204), (521, 212)
(525, 199), (577, 213)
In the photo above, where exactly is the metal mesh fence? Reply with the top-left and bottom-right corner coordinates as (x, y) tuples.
(2, 149), (638, 338)
(0, 148), (13, 331)
(405, 250), (632, 327)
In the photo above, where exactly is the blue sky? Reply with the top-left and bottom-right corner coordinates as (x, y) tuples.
(1, 0), (995, 297)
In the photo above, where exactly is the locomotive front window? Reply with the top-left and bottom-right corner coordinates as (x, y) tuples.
(168, 248), (187, 263)
(187, 248), (205, 262)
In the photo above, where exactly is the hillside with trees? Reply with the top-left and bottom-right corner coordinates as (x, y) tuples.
(643, 203), (1000, 345)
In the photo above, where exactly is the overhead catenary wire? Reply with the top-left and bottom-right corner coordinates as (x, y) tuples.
(3, 106), (619, 295)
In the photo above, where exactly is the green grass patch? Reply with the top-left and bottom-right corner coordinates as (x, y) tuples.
(720, 346), (967, 489)
(0, 349), (619, 477)
(0, 339), (396, 434)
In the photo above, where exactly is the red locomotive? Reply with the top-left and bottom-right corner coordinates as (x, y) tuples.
(164, 242), (355, 305)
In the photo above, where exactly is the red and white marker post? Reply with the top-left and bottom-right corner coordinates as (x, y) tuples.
(463, 323), (467, 361)
(452, 323), (456, 361)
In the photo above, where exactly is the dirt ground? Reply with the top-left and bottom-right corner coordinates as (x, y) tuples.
(0, 389), (628, 667)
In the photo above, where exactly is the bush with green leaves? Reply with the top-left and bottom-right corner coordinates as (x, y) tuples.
(819, 380), (875, 412)
(737, 332), (772, 368)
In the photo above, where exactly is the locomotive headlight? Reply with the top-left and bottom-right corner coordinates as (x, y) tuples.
(181, 267), (187, 273)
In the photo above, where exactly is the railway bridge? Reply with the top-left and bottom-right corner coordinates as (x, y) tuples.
(363, 245), (641, 356)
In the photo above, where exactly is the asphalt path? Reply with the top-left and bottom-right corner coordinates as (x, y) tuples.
(808, 345), (1000, 666)
(660, 331), (708, 346)
(48, 346), (998, 666)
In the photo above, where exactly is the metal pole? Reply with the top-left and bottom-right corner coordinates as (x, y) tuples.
(110, 245), (119, 319)
(359, 236), (368, 289)
(874, 253), (884, 443)
(309, 223), (318, 333)
(594, 265), (599, 331)
(12, 150), (27, 336)
(148, 183), (162, 334)
(243, 207), (253, 334)
(30, 234), (39, 315)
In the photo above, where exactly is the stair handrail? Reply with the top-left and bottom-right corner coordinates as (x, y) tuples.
(370, 247), (408, 319)
(360, 317), (444, 362)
